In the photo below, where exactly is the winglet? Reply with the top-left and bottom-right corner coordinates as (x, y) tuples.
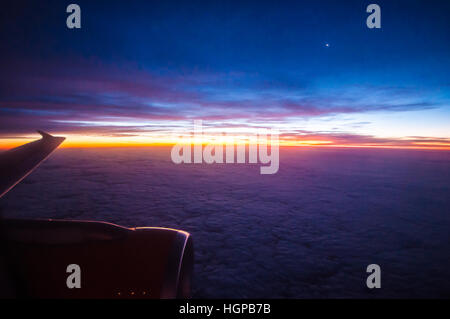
(37, 130), (53, 139)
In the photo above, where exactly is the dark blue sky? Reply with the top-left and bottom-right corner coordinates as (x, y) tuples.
(0, 0), (449, 147)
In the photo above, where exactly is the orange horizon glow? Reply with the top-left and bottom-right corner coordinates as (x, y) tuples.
(1, 135), (450, 151)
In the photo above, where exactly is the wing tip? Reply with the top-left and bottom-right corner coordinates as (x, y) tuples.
(37, 130), (52, 139)
(37, 130), (66, 142)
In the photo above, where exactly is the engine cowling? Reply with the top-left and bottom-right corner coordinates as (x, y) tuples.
(0, 218), (194, 299)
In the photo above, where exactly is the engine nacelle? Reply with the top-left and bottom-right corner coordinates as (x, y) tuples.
(0, 218), (194, 299)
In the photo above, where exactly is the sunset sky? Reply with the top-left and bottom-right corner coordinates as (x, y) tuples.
(1, 0), (449, 149)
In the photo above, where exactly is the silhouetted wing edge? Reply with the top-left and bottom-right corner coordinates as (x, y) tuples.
(0, 131), (65, 198)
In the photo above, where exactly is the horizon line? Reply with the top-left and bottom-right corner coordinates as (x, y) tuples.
(1, 140), (449, 151)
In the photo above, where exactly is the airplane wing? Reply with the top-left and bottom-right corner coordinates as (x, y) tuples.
(0, 131), (65, 198)
(0, 132), (194, 299)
